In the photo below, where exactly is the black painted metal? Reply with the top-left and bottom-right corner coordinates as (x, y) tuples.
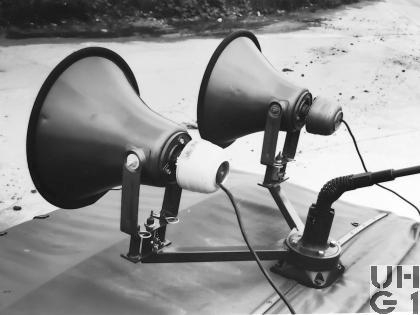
(157, 183), (183, 243)
(304, 165), (420, 247)
(394, 165), (420, 177)
(305, 96), (343, 135)
(26, 47), (188, 209)
(142, 246), (287, 263)
(130, 179), (289, 264)
(257, 103), (304, 231)
(113, 133), (295, 265)
(2, 171), (417, 314)
(286, 231), (341, 270)
(197, 30), (310, 235)
(120, 150), (143, 235)
(282, 131), (301, 161)
(197, 30), (312, 148)
(271, 163), (420, 287)
(272, 212), (390, 289)
(261, 103), (282, 165)
(120, 170), (184, 261)
(301, 204), (335, 247)
(271, 260), (345, 289)
(122, 232), (142, 263)
(139, 185), (183, 258)
(268, 186), (304, 231)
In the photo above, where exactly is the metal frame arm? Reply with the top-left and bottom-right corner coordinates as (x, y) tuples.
(268, 186), (304, 231)
(142, 246), (287, 263)
(120, 149), (145, 261)
(156, 183), (182, 242)
(261, 102), (282, 166)
(259, 102), (304, 231)
(281, 130), (300, 163)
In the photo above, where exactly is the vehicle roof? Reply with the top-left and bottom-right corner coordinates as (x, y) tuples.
(0, 171), (418, 314)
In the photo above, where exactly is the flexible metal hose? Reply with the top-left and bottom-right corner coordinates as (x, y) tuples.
(315, 175), (354, 209)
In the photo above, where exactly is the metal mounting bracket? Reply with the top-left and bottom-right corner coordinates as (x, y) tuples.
(259, 102), (304, 232)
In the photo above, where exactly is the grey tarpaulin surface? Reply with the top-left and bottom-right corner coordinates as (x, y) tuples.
(0, 171), (418, 314)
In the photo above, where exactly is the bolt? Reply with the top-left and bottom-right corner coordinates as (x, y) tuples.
(126, 153), (140, 171)
(317, 250), (325, 256)
(290, 238), (298, 245)
(337, 264), (342, 270)
(270, 104), (281, 115)
(178, 137), (186, 145)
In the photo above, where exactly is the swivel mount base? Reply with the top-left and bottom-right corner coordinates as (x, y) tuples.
(271, 260), (344, 289)
(270, 232), (345, 288)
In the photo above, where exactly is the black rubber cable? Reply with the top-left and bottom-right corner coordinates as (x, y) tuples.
(218, 183), (296, 314)
(341, 119), (420, 217)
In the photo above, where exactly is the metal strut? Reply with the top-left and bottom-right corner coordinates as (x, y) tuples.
(120, 149), (146, 262)
(142, 246), (288, 263)
(119, 148), (183, 263)
(259, 102), (304, 232)
(117, 145), (290, 265)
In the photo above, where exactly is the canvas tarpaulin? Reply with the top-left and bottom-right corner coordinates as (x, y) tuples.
(0, 171), (418, 314)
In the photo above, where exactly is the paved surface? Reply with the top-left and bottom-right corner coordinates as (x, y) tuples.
(0, 0), (420, 230)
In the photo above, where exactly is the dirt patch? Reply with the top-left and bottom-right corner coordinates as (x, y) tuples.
(387, 55), (420, 71)
(2, 14), (317, 39)
(0, 1), (377, 40)
(311, 45), (349, 59)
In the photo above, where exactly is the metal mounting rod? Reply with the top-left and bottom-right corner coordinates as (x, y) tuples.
(268, 186), (304, 231)
(259, 102), (304, 231)
(120, 149), (145, 262)
(142, 246), (287, 263)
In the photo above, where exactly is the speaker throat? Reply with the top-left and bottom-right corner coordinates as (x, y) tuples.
(159, 132), (192, 184)
(292, 91), (313, 131)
